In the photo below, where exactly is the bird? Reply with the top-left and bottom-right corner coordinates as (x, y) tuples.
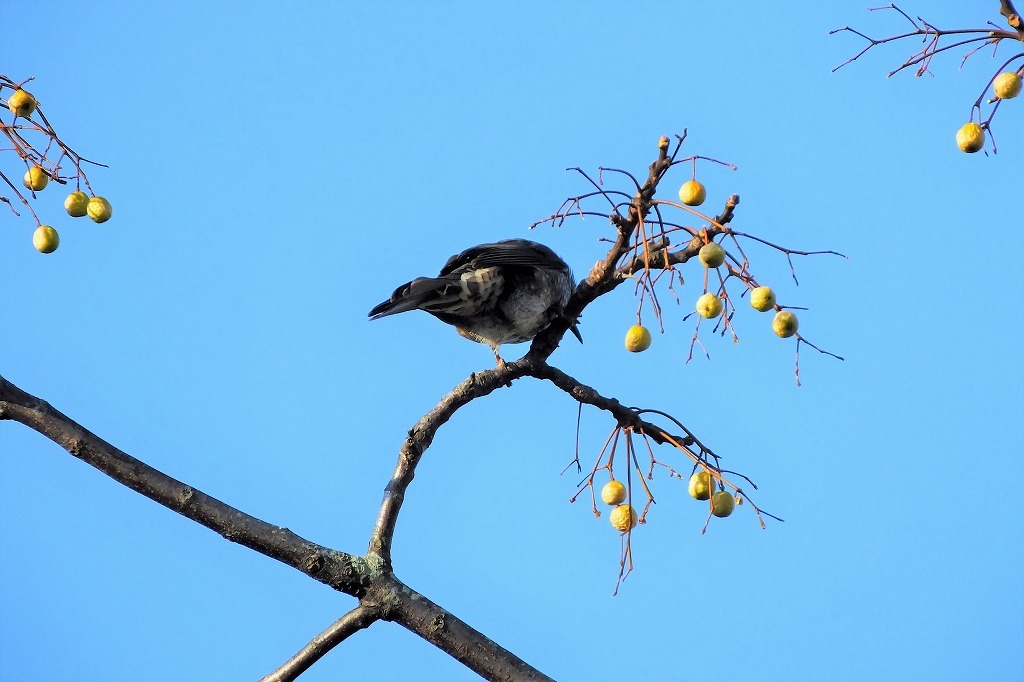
(368, 239), (582, 367)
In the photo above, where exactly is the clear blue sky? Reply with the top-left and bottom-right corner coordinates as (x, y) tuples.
(2, 2), (1022, 680)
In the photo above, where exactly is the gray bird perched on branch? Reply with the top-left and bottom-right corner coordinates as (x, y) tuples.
(369, 239), (582, 366)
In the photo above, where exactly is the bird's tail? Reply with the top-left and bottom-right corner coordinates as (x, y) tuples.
(369, 276), (467, 320)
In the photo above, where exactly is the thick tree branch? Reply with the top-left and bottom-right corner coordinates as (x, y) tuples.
(0, 373), (554, 681)
(0, 373), (369, 596)
(378, 573), (553, 682)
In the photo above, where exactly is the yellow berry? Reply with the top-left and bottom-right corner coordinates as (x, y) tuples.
(687, 471), (714, 501)
(87, 196), (112, 223)
(64, 190), (90, 217)
(698, 243), (726, 268)
(601, 480), (627, 505)
(749, 286), (776, 312)
(23, 166), (49, 191)
(8, 88), (37, 117)
(772, 310), (799, 338)
(609, 504), (638, 531)
(956, 122), (985, 153)
(993, 72), (1022, 99)
(696, 292), (722, 319)
(711, 491), (735, 518)
(624, 325), (652, 352)
(33, 225), (59, 253)
(678, 180), (706, 206)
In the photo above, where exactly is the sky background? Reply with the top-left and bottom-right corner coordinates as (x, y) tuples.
(2, 2), (1022, 680)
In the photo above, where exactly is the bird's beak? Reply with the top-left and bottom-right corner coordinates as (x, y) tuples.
(569, 323), (583, 344)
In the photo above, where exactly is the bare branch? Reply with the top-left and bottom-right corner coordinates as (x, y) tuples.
(0, 374), (369, 595)
(261, 606), (383, 682)
(380, 573), (555, 681)
(367, 365), (526, 567)
(829, 4), (1024, 149)
(1000, 0), (1024, 35)
(0, 372), (556, 681)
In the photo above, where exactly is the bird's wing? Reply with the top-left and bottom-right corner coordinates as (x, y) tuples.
(439, 239), (567, 275)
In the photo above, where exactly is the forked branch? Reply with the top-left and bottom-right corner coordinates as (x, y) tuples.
(3, 132), (838, 681)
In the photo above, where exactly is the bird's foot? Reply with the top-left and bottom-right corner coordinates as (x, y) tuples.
(492, 350), (513, 385)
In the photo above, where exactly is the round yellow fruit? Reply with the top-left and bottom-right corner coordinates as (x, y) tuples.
(33, 225), (60, 253)
(711, 491), (735, 518)
(687, 471), (714, 501)
(698, 242), (726, 268)
(609, 504), (638, 531)
(956, 122), (985, 153)
(749, 286), (776, 312)
(678, 180), (706, 207)
(8, 88), (37, 117)
(601, 480), (627, 505)
(696, 292), (723, 319)
(624, 325), (652, 352)
(993, 71), (1022, 99)
(87, 196), (112, 223)
(23, 166), (49, 191)
(772, 310), (799, 338)
(64, 190), (90, 217)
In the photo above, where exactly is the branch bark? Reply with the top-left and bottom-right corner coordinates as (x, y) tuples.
(0, 374), (369, 596)
(367, 366), (523, 567)
(0, 373), (553, 681)
(1000, 0), (1023, 34)
(261, 605), (382, 682)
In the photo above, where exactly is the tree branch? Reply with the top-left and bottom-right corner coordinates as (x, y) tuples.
(379, 573), (554, 682)
(0, 373), (369, 596)
(261, 605), (382, 682)
(367, 364), (531, 567)
(1001, 0), (1023, 34)
(524, 359), (694, 451)
(0, 373), (555, 681)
